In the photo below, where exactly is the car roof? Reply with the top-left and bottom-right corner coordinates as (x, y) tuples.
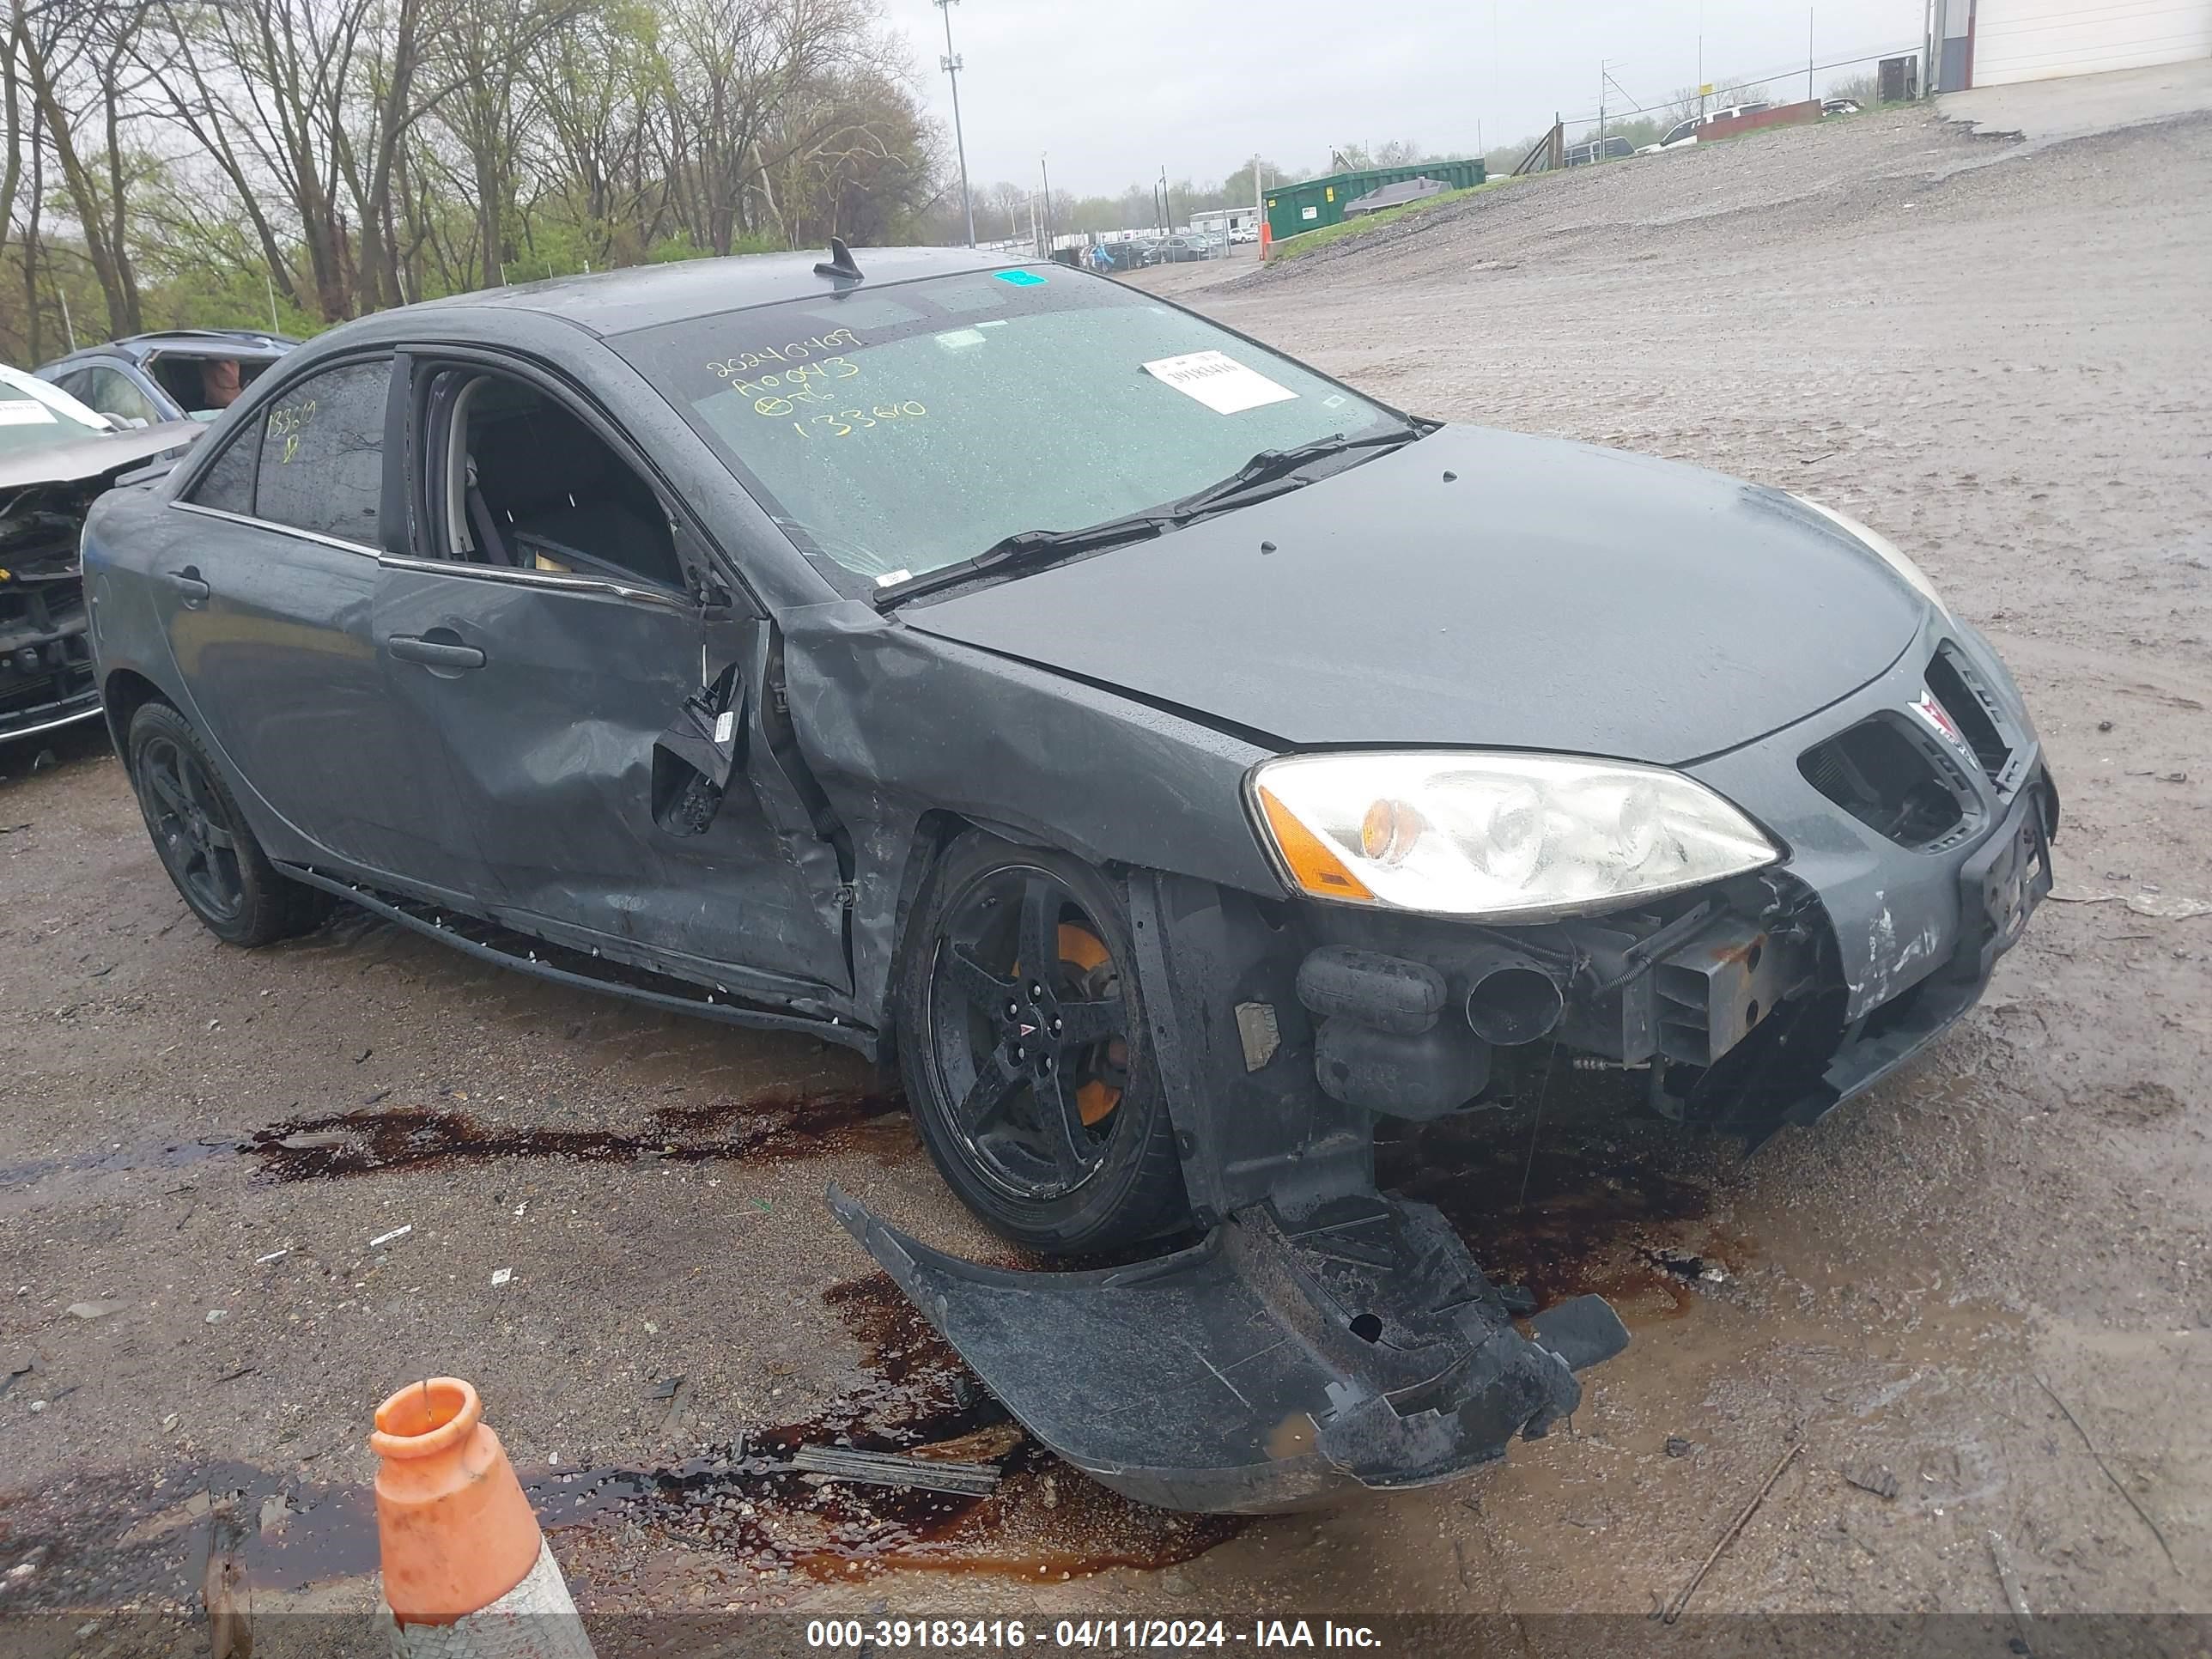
(40, 330), (297, 373)
(403, 245), (1026, 338)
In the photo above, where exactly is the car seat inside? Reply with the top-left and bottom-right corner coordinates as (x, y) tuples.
(454, 374), (682, 591)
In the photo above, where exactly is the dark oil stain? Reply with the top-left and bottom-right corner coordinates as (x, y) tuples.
(0, 1272), (1237, 1613)
(543, 1271), (1242, 1586)
(1375, 1103), (1746, 1318)
(246, 1090), (912, 1182)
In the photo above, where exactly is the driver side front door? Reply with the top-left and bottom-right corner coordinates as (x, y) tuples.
(371, 357), (851, 1001)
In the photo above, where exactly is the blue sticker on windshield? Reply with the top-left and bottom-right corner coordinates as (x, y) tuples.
(994, 269), (1048, 286)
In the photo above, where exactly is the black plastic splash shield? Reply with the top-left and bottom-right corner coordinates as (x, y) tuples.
(826, 1185), (1628, 1514)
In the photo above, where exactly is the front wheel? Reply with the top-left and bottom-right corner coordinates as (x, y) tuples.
(126, 702), (331, 946)
(896, 830), (1189, 1255)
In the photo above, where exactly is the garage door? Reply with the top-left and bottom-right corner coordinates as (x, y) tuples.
(1972, 0), (2212, 86)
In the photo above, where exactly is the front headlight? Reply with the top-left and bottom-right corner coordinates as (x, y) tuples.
(1249, 751), (1780, 921)
(1792, 495), (1950, 618)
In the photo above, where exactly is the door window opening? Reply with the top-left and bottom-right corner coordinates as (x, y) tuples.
(439, 372), (682, 591)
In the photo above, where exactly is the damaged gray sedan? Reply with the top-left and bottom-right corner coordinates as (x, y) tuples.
(82, 245), (2055, 1513)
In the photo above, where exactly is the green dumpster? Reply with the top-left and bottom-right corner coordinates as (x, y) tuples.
(1264, 158), (1485, 244)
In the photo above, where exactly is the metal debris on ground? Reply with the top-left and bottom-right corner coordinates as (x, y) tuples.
(1988, 1527), (2033, 1635)
(255, 1249), (289, 1265)
(1661, 1440), (1803, 1624)
(368, 1224), (412, 1248)
(1665, 1437), (1693, 1458)
(787, 1446), (1003, 1497)
(2035, 1373), (2179, 1573)
(1844, 1462), (1899, 1499)
(491, 1267), (513, 1286)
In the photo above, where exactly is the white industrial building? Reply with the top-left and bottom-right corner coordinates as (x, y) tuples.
(1930, 0), (2212, 90)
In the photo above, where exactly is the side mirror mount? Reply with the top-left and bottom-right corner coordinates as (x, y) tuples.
(651, 663), (744, 836)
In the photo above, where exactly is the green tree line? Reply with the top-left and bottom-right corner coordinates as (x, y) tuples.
(1, 0), (949, 362)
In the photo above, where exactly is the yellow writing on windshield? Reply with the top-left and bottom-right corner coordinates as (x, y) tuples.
(745, 357), (863, 417)
(707, 330), (861, 380)
(791, 403), (927, 438)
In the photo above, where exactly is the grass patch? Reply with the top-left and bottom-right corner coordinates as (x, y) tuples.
(1269, 183), (1496, 261)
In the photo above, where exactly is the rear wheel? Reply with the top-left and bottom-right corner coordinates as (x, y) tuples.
(126, 702), (331, 946)
(896, 830), (1188, 1255)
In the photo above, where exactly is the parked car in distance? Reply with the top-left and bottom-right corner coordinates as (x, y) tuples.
(1565, 135), (1635, 165)
(38, 329), (296, 428)
(82, 244), (2054, 1515)
(1637, 101), (1779, 155)
(0, 363), (202, 744)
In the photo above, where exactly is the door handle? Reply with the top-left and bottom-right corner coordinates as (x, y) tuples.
(164, 567), (210, 606)
(388, 635), (487, 671)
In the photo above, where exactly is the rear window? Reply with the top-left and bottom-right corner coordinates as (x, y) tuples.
(251, 358), (391, 545)
(614, 269), (1396, 585)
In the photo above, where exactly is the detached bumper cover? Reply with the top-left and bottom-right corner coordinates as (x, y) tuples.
(830, 1185), (1626, 1515)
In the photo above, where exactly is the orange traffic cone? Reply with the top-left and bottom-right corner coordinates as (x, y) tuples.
(371, 1377), (595, 1658)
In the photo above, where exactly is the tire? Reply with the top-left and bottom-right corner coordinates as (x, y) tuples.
(896, 830), (1189, 1255)
(126, 702), (332, 946)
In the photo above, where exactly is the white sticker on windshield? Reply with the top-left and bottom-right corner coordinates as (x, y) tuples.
(1141, 350), (1297, 416)
(0, 399), (58, 426)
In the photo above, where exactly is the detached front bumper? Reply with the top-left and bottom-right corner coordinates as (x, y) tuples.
(830, 1186), (1627, 1514)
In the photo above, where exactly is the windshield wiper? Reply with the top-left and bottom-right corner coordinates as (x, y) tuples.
(875, 510), (1176, 606)
(1168, 425), (1422, 517)
(873, 423), (1423, 609)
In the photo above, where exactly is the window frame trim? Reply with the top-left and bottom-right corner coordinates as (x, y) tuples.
(167, 498), (382, 559)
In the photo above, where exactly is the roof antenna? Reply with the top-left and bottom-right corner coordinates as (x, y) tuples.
(813, 238), (863, 283)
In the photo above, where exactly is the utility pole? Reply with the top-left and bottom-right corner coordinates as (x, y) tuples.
(1039, 153), (1052, 253)
(1808, 8), (1816, 102)
(1159, 165), (1171, 234)
(935, 0), (975, 246)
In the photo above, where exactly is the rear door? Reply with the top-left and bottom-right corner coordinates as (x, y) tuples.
(159, 354), (450, 882)
(372, 356), (851, 997)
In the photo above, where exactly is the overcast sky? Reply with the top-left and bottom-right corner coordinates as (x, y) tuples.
(878, 0), (1929, 198)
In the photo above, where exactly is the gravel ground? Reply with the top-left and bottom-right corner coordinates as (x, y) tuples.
(3, 94), (2207, 1641)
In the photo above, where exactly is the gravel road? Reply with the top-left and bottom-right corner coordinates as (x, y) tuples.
(3, 94), (2206, 1642)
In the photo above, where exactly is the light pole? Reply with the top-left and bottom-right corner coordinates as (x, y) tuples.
(934, 0), (975, 246)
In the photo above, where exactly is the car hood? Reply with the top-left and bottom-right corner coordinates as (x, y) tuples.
(900, 424), (1927, 764)
(0, 421), (201, 493)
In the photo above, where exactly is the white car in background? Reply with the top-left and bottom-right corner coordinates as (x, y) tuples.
(1636, 102), (1774, 155)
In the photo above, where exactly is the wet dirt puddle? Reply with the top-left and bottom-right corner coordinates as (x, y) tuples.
(0, 1272), (1238, 1614)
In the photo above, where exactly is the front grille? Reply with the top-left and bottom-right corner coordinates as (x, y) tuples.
(1801, 718), (1969, 850)
(1924, 647), (2014, 787)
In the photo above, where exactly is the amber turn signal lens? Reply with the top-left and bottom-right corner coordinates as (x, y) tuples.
(1358, 798), (1425, 866)
(1256, 785), (1375, 902)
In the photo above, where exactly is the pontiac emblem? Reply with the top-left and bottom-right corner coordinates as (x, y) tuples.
(1910, 689), (1967, 750)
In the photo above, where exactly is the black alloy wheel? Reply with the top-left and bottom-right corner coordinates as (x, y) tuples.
(137, 729), (246, 925)
(898, 831), (1188, 1253)
(126, 701), (331, 946)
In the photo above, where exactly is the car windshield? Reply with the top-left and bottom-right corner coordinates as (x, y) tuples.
(615, 267), (1402, 585)
(0, 364), (112, 456)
